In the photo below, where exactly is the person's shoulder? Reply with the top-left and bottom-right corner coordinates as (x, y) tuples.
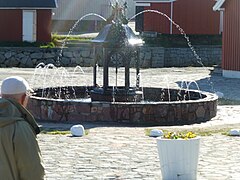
(0, 98), (22, 117)
(15, 120), (36, 136)
(0, 98), (11, 106)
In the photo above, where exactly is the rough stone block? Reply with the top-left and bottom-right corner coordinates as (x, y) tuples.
(31, 52), (43, 59)
(63, 51), (73, 58)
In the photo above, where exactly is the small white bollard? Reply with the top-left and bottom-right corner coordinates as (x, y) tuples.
(229, 129), (240, 136)
(150, 129), (164, 137)
(70, 124), (85, 137)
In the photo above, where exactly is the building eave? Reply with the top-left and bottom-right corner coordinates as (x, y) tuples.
(0, 7), (56, 9)
(0, 0), (57, 9)
(213, 0), (226, 11)
(134, 0), (176, 3)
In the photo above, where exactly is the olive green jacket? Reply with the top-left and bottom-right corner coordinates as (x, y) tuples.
(0, 98), (45, 180)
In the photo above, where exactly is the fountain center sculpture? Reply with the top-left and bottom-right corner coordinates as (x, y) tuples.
(90, 2), (143, 102)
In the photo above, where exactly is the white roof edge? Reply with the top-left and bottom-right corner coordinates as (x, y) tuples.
(134, 0), (176, 2)
(213, 0), (226, 11)
(135, 2), (151, 6)
(0, 7), (55, 10)
(0, 7), (55, 9)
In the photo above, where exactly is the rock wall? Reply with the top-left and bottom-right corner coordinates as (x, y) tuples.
(164, 46), (222, 67)
(0, 45), (221, 68)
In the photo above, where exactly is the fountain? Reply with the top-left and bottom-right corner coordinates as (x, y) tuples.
(27, 2), (218, 125)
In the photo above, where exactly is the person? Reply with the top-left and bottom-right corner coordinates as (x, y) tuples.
(0, 76), (45, 180)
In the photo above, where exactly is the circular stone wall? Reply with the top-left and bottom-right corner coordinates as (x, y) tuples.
(28, 86), (218, 125)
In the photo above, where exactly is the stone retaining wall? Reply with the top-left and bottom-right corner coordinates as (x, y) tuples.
(164, 46), (222, 67)
(0, 45), (221, 68)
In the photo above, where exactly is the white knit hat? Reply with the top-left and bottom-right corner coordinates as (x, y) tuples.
(1, 76), (33, 95)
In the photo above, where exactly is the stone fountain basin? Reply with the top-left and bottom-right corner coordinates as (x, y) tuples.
(27, 86), (218, 125)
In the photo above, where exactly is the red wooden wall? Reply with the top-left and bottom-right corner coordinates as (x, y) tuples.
(144, 3), (171, 33)
(143, 0), (220, 35)
(0, 9), (52, 42)
(222, 0), (240, 71)
(0, 10), (22, 41)
(37, 10), (52, 42)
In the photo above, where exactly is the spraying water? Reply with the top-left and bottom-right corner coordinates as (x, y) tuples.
(187, 81), (203, 99)
(56, 13), (107, 66)
(130, 10), (202, 65)
(129, 10), (215, 93)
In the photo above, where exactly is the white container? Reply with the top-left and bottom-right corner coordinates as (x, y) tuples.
(156, 137), (200, 180)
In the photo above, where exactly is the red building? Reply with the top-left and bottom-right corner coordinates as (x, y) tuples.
(214, 0), (240, 78)
(0, 0), (56, 43)
(135, 0), (222, 35)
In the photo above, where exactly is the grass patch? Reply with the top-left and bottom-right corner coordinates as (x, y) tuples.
(52, 33), (222, 48)
(52, 33), (93, 47)
(52, 33), (93, 42)
(145, 127), (231, 137)
(41, 129), (89, 135)
(0, 33), (221, 48)
(218, 98), (240, 105)
(41, 130), (71, 135)
(40, 42), (56, 48)
(51, 34), (93, 47)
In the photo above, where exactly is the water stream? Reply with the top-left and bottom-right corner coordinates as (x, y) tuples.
(130, 10), (216, 93)
(56, 13), (107, 66)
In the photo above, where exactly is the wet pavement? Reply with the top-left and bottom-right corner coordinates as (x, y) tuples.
(1, 67), (240, 179)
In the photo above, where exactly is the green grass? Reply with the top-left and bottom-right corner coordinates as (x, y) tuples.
(218, 98), (240, 105)
(52, 33), (93, 41)
(51, 33), (94, 47)
(145, 127), (232, 137)
(53, 33), (222, 48)
(52, 33), (92, 46)
(41, 129), (89, 135)
(0, 32), (222, 48)
(41, 130), (71, 135)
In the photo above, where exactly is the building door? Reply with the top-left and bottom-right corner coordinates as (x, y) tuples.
(22, 10), (36, 42)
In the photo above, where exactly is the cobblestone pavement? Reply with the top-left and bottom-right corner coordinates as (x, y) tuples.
(1, 67), (240, 179)
(38, 105), (240, 180)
